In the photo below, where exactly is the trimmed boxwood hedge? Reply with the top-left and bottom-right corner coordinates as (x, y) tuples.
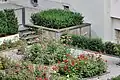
(0, 9), (18, 37)
(31, 9), (84, 29)
(61, 34), (104, 52)
(60, 34), (120, 56)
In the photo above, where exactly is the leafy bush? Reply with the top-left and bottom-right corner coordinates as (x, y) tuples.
(112, 75), (120, 80)
(0, 62), (49, 80)
(58, 54), (107, 78)
(24, 41), (70, 65)
(61, 34), (104, 52)
(104, 42), (120, 56)
(0, 60), (80, 80)
(31, 9), (84, 29)
(0, 56), (14, 70)
(88, 38), (104, 52)
(0, 9), (18, 37)
(0, 40), (25, 51)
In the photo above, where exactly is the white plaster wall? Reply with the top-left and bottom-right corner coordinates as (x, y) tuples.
(103, 0), (112, 41)
(111, 0), (120, 18)
(9, 0), (106, 39)
(9, 0), (63, 10)
(2, 0), (114, 41)
(8, 0), (63, 24)
(60, 0), (105, 39)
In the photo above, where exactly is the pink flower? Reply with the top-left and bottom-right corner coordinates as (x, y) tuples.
(64, 65), (68, 71)
(66, 54), (70, 57)
(71, 60), (75, 66)
(63, 59), (68, 63)
(78, 54), (85, 59)
(44, 66), (48, 70)
(27, 64), (34, 72)
(52, 65), (58, 71)
(36, 77), (42, 80)
(44, 78), (48, 80)
(15, 64), (20, 67)
(105, 60), (107, 62)
(58, 61), (61, 64)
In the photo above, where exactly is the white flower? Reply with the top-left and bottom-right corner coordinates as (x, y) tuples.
(53, 71), (56, 73)
(67, 75), (69, 78)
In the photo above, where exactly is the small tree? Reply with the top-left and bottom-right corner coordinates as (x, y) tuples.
(4, 9), (18, 35)
(0, 11), (7, 36)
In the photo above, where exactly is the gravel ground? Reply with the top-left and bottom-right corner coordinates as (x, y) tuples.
(0, 49), (24, 61)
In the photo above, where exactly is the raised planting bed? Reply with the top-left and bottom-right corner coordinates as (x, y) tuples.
(29, 9), (91, 40)
(25, 23), (91, 40)
(0, 34), (19, 45)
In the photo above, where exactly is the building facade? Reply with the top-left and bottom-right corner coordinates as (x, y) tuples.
(0, 0), (120, 42)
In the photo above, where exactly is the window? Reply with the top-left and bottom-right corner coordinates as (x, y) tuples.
(63, 5), (69, 10)
(1, 0), (7, 2)
(115, 28), (120, 43)
(33, 0), (38, 3)
(31, 0), (38, 7)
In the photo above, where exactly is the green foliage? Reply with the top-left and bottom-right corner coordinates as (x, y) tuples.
(61, 34), (120, 56)
(31, 9), (84, 29)
(0, 40), (25, 51)
(58, 54), (107, 78)
(88, 38), (104, 52)
(4, 9), (18, 35)
(0, 9), (18, 37)
(112, 75), (120, 80)
(0, 62), (49, 80)
(61, 34), (104, 52)
(24, 41), (70, 65)
(0, 56), (14, 70)
(104, 42), (120, 56)
(0, 11), (7, 36)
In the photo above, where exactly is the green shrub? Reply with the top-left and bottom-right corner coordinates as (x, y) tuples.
(112, 75), (120, 80)
(0, 40), (25, 51)
(0, 56), (15, 70)
(61, 34), (104, 52)
(0, 62), (49, 80)
(0, 11), (7, 36)
(31, 9), (84, 29)
(104, 42), (120, 56)
(0, 9), (18, 37)
(4, 9), (18, 35)
(87, 38), (104, 52)
(24, 41), (70, 65)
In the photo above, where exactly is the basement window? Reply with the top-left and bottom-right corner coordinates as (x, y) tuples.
(115, 28), (120, 43)
(31, 0), (38, 7)
(63, 5), (69, 10)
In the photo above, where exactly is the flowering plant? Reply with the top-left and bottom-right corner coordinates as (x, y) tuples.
(1, 62), (50, 80)
(58, 53), (107, 78)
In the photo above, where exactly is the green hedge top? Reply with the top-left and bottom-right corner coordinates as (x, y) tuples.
(0, 9), (18, 37)
(31, 9), (84, 29)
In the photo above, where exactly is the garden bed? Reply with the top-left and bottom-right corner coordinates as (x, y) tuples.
(60, 34), (120, 57)
(0, 41), (107, 80)
(29, 9), (91, 40)
(0, 34), (19, 45)
(25, 23), (91, 40)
